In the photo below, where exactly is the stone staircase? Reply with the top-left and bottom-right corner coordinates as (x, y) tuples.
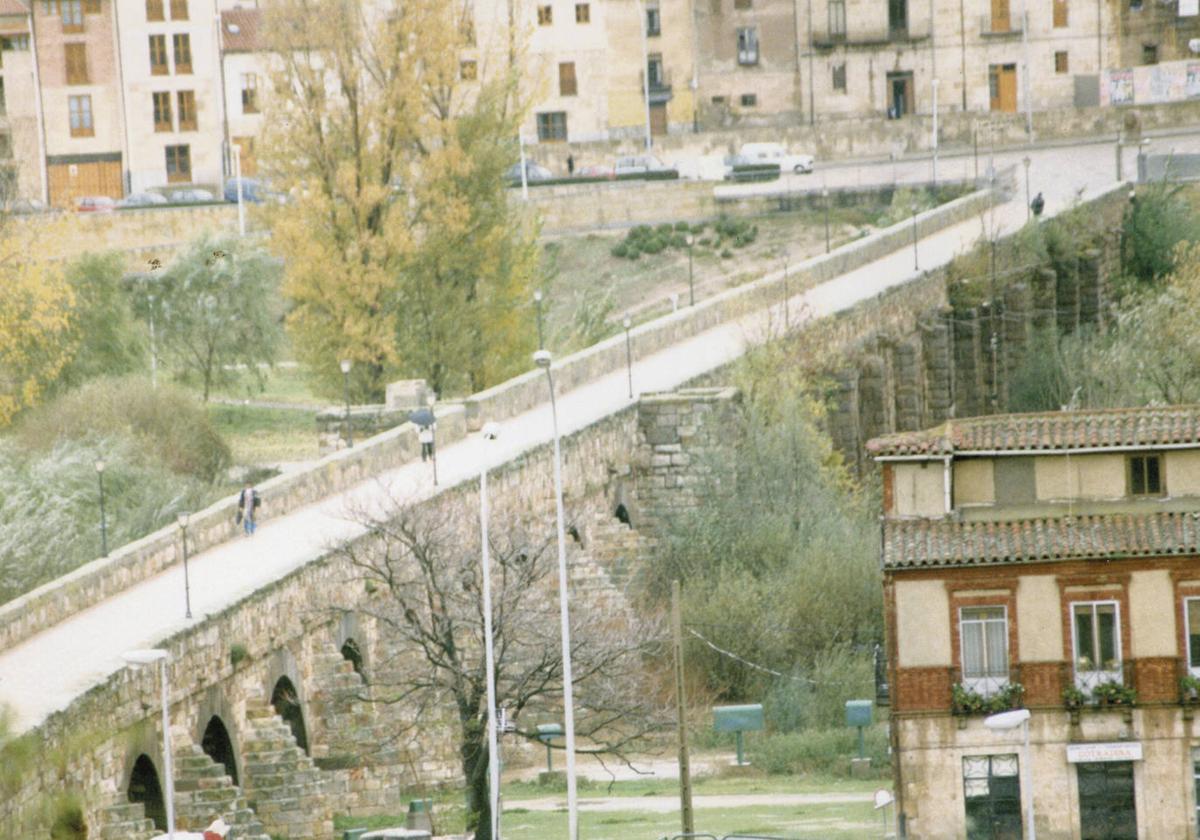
(96, 801), (157, 840)
(584, 514), (644, 592)
(307, 650), (406, 768)
(172, 742), (270, 839)
(241, 698), (334, 839)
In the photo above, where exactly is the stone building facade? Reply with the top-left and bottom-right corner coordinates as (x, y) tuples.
(870, 406), (1200, 838)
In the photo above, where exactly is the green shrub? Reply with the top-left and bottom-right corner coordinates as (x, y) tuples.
(611, 243), (628, 259)
(674, 221), (691, 231)
(15, 376), (231, 482)
(230, 643), (249, 667)
(655, 223), (675, 237)
(1121, 184), (1200, 291)
(749, 727), (890, 776)
(49, 793), (87, 840)
(55, 252), (147, 391)
(641, 236), (667, 255)
(0, 435), (212, 605)
(720, 248), (733, 259)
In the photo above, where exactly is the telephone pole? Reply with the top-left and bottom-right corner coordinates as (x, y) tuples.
(672, 580), (695, 834)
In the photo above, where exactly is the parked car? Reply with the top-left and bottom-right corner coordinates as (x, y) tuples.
(738, 142), (814, 174)
(577, 163), (615, 178)
(223, 177), (275, 204)
(723, 154), (782, 183)
(169, 188), (216, 204)
(117, 191), (168, 209)
(614, 154), (670, 176)
(75, 195), (116, 213)
(504, 161), (554, 185)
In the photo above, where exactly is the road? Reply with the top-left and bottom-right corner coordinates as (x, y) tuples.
(0, 139), (1125, 734)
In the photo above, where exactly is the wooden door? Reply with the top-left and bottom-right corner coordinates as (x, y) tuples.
(649, 103), (668, 136)
(48, 159), (123, 207)
(989, 64), (1017, 113)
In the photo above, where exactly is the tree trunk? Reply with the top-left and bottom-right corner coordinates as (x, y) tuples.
(460, 717), (493, 840)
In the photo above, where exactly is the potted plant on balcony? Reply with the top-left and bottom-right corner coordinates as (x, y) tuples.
(952, 683), (987, 717)
(1181, 674), (1200, 703)
(1062, 685), (1086, 724)
(1093, 680), (1137, 722)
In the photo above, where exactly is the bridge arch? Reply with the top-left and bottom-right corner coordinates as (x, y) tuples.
(126, 753), (167, 831)
(271, 675), (309, 754)
(201, 714), (239, 786)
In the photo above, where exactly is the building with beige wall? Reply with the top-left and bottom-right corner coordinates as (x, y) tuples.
(870, 405), (1200, 839)
(30, 0), (125, 206)
(115, 0), (225, 194)
(219, 5), (267, 178)
(0, 1), (42, 203)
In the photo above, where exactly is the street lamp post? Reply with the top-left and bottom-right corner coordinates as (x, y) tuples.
(623, 317), (634, 399)
(478, 421), (502, 840)
(822, 188), (831, 253)
(340, 359), (353, 449)
(685, 234), (695, 306)
(532, 349), (579, 840)
(1023, 156), (1032, 221)
(95, 458), (108, 558)
(911, 204), (920, 271)
(984, 709), (1035, 840)
(177, 513), (192, 620)
(534, 290), (545, 350)
(123, 649), (176, 840)
(428, 391), (439, 486)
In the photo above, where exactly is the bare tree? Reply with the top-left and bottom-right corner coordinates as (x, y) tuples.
(327, 491), (670, 840)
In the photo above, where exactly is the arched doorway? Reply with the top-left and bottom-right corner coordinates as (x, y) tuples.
(614, 503), (632, 526)
(340, 638), (365, 680)
(201, 715), (239, 786)
(127, 754), (167, 830)
(271, 676), (309, 754)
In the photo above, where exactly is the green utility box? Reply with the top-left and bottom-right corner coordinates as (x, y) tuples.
(713, 704), (764, 766)
(536, 722), (565, 772)
(845, 700), (873, 728)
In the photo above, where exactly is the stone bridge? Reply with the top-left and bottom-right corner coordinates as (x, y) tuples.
(2, 179), (1117, 839)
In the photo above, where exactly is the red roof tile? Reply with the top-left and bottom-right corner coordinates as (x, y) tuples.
(867, 405), (1200, 458)
(883, 511), (1200, 568)
(221, 8), (262, 52)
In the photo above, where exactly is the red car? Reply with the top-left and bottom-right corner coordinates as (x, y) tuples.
(75, 195), (116, 213)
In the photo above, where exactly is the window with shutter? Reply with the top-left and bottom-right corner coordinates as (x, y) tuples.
(149, 35), (168, 75)
(173, 33), (192, 74)
(170, 0), (187, 19)
(68, 94), (93, 136)
(177, 90), (196, 131)
(241, 73), (258, 113)
(61, 0), (83, 31)
(64, 43), (88, 84)
(559, 62), (577, 96)
(1053, 0), (1067, 26)
(146, 0), (163, 21)
(153, 91), (172, 131)
(166, 144), (191, 182)
(83, 0), (100, 13)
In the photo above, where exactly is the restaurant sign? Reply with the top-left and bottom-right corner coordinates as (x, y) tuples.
(1066, 742), (1143, 763)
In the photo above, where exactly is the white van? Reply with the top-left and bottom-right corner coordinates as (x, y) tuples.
(738, 142), (814, 174)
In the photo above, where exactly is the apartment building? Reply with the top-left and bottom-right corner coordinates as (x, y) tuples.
(115, 0), (224, 193)
(31, 0), (125, 205)
(220, 5), (265, 177)
(870, 406), (1200, 839)
(0, 1), (40, 202)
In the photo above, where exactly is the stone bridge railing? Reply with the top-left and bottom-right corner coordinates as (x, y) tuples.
(0, 182), (1000, 656)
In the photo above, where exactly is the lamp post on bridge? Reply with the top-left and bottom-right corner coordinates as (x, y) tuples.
(477, 421), (502, 840)
(95, 458), (108, 558)
(177, 512), (192, 620)
(340, 359), (353, 448)
(534, 289), (545, 350)
(533, 348), (580, 840)
(623, 317), (634, 399)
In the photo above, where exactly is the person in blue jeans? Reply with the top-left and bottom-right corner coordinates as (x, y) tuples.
(237, 482), (261, 536)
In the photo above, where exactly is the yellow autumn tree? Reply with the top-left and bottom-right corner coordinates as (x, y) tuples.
(262, 0), (538, 400)
(0, 218), (74, 426)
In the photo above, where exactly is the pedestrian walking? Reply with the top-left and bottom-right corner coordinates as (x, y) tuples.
(419, 422), (436, 462)
(567, 154), (575, 176)
(237, 482), (261, 536)
(1031, 191), (1045, 218)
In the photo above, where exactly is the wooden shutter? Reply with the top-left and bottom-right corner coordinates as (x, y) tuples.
(177, 90), (196, 130)
(559, 62), (577, 96)
(1053, 0), (1067, 26)
(65, 43), (88, 84)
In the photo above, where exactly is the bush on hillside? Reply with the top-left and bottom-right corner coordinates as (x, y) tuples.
(0, 435), (210, 605)
(54, 251), (147, 391)
(1121, 182), (1200, 291)
(14, 376), (230, 482)
(749, 726), (890, 777)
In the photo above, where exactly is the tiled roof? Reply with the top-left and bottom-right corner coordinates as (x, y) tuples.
(867, 405), (1200, 458)
(883, 511), (1200, 568)
(221, 8), (263, 52)
(0, 0), (29, 17)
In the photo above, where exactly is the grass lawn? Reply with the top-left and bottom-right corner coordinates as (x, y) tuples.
(207, 402), (319, 464)
(206, 363), (324, 406)
(335, 774), (889, 840)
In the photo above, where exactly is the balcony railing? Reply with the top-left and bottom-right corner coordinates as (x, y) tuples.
(638, 69), (673, 104)
(1061, 662), (1135, 712)
(812, 21), (930, 46)
(950, 666), (1024, 716)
